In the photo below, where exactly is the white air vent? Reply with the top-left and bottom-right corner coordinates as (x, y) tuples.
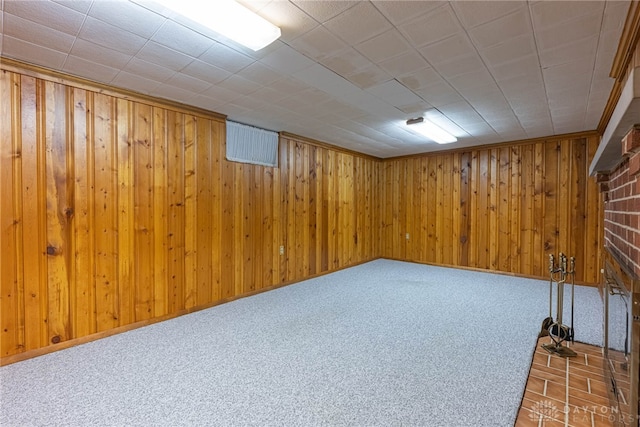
(226, 121), (279, 167)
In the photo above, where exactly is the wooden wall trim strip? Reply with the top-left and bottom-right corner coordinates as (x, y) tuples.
(0, 57), (227, 123)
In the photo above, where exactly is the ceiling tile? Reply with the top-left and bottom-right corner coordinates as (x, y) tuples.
(2, 35), (68, 69)
(198, 42), (254, 73)
(135, 41), (194, 72)
(123, 57), (175, 83)
(397, 101), (434, 115)
(419, 32), (476, 65)
(255, 0), (320, 42)
(534, 11), (603, 51)
(4, 12), (75, 53)
(399, 4), (462, 47)
(51, 1), (92, 14)
(78, 16), (147, 56)
(343, 63), (391, 90)
(150, 84), (198, 105)
(236, 61), (281, 86)
(602, 1), (629, 34)
(202, 85), (243, 104)
(530, 1), (605, 31)
(479, 34), (537, 68)
(180, 60), (231, 85)
(415, 79), (464, 107)
(165, 73), (212, 93)
(63, 56), (120, 83)
(88, 0), (165, 39)
(150, 20), (213, 58)
(378, 50), (430, 78)
(259, 44), (315, 75)
(324, 2), (392, 45)
(366, 79), (423, 107)
(216, 75), (262, 95)
(292, 1), (359, 24)
(355, 29), (411, 63)
(268, 77), (310, 95)
(539, 35), (598, 69)
(319, 47), (372, 77)
(447, 70), (498, 98)
(451, 1), (524, 28)
(248, 86), (291, 104)
(69, 39), (133, 70)
(111, 71), (161, 95)
(226, 94), (270, 113)
(431, 55), (486, 80)
(372, 1), (445, 26)
(289, 25), (347, 61)
(4, 0), (85, 35)
(397, 67), (440, 91)
(487, 54), (540, 82)
(439, 101), (486, 126)
(467, 7), (532, 49)
(542, 58), (593, 89)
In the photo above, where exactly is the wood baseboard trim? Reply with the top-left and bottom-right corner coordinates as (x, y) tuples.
(0, 257), (381, 366)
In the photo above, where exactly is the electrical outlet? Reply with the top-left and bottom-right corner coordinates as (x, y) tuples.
(405, 233), (410, 240)
(279, 245), (284, 255)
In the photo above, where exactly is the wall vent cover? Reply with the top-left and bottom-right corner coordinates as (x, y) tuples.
(226, 120), (279, 167)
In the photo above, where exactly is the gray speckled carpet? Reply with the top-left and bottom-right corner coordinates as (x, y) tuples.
(0, 259), (602, 427)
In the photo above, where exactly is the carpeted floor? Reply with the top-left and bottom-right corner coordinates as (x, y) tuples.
(0, 259), (603, 426)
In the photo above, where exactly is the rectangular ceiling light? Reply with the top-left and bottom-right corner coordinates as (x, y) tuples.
(155, 0), (281, 51)
(406, 117), (457, 144)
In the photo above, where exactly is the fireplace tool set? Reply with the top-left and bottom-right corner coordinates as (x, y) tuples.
(539, 253), (577, 357)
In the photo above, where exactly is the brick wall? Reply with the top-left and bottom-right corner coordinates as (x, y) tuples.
(603, 127), (640, 276)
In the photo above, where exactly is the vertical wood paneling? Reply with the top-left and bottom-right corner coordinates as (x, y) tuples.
(44, 81), (71, 344)
(1, 65), (605, 362)
(3, 69), (382, 361)
(183, 115), (197, 308)
(196, 118), (213, 302)
(93, 93), (118, 331)
(133, 103), (154, 320)
(116, 99), (134, 326)
(380, 136), (603, 283)
(1, 71), (19, 356)
(22, 76), (47, 349)
(166, 111), (185, 312)
(152, 107), (168, 316)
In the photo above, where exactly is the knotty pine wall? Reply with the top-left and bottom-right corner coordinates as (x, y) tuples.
(380, 135), (604, 284)
(0, 68), (380, 360)
(0, 63), (605, 362)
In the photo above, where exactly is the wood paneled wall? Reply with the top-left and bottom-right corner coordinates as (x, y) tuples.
(0, 63), (604, 363)
(0, 69), (380, 360)
(380, 135), (604, 284)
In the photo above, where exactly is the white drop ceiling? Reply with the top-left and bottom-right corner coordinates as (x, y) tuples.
(0, 0), (630, 158)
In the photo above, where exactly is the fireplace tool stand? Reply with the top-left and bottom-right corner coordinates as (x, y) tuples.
(540, 253), (577, 358)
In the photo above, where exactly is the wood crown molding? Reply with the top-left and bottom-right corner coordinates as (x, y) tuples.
(0, 56), (227, 122)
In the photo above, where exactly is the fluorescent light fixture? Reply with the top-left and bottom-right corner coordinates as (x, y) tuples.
(154, 0), (281, 51)
(406, 117), (457, 144)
